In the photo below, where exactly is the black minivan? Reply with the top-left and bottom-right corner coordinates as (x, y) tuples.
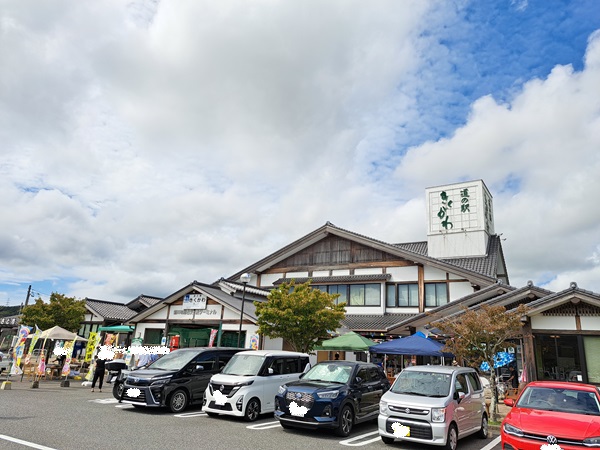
(119, 347), (245, 413)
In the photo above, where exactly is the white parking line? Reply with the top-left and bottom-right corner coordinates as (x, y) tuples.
(88, 398), (119, 404)
(0, 434), (58, 450)
(481, 436), (501, 450)
(246, 421), (281, 430)
(339, 431), (380, 447)
(115, 404), (133, 408)
(173, 411), (208, 418)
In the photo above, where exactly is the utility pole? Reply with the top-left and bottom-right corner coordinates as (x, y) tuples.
(25, 285), (32, 307)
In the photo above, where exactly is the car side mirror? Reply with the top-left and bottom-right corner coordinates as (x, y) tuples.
(355, 377), (362, 385)
(195, 364), (204, 371)
(454, 391), (465, 402)
(268, 367), (274, 375)
(504, 398), (515, 407)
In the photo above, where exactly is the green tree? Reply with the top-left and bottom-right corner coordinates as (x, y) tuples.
(254, 280), (346, 353)
(20, 293), (86, 332)
(433, 303), (529, 422)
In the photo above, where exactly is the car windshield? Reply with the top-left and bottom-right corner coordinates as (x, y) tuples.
(221, 354), (265, 376)
(303, 363), (353, 384)
(146, 350), (195, 371)
(517, 387), (600, 415)
(391, 371), (451, 397)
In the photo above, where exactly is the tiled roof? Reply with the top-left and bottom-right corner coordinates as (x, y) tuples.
(395, 235), (504, 279)
(341, 313), (415, 333)
(85, 298), (138, 321)
(273, 274), (391, 285)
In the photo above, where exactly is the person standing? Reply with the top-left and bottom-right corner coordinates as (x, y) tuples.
(91, 353), (106, 393)
(507, 365), (519, 389)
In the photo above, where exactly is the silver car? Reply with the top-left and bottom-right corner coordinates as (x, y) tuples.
(378, 366), (488, 450)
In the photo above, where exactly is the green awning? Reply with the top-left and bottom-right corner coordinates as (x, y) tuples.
(315, 331), (377, 351)
(97, 325), (134, 333)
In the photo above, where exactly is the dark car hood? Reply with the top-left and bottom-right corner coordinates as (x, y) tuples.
(126, 369), (178, 380)
(505, 408), (600, 438)
(285, 380), (345, 392)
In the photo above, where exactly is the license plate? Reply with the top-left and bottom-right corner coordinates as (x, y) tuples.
(391, 421), (410, 437)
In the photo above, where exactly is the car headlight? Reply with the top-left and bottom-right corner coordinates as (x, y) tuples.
(278, 385), (287, 395)
(380, 401), (388, 414)
(503, 423), (524, 437)
(150, 376), (172, 386)
(229, 380), (254, 396)
(317, 390), (340, 399)
(431, 408), (446, 423)
(583, 437), (600, 447)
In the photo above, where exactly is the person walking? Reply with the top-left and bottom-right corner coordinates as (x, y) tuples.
(91, 353), (106, 393)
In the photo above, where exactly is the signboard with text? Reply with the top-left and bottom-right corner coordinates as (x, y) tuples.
(183, 293), (208, 310)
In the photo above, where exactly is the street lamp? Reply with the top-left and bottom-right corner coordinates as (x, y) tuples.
(237, 273), (252, 348)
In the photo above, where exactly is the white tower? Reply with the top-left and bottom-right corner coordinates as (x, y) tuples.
(426, 180), (494, 258)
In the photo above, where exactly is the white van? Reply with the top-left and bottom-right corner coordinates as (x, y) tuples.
(203, 350), (310, 421)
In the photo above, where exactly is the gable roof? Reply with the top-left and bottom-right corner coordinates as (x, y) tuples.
(386, 282), (517, 334)
(128, 280), (269, 324)
(428, 282), (555, 326)
(126, 295), (163, 312)
(395, 235), (509, 282)
(85, 298), (138, 322)
(513, 282), (600, 317)
(341, 313), (415, 333)
(227, 222), (504, 288)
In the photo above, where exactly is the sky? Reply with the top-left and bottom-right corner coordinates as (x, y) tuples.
(1, 0), (600, 306)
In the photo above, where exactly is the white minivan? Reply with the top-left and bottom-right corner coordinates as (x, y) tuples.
(203, 350), (310, 421)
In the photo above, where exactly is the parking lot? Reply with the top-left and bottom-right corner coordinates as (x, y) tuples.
(0, 379), (502, 450)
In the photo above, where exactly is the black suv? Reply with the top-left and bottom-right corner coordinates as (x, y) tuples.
(119, 347), (245, 413)
(274, 361), (391, 437)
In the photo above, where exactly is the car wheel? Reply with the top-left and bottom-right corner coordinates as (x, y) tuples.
(477, 414), (488, 439)
(168, 389), (189, 413)
(334, 405), (354, 437)
(381, 436), (395, 445)
(444, 424), (458, 450)
(112, 382), (124, 400)
(244, 398), (261, 422)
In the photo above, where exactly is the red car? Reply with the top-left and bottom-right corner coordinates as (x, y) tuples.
(501, 380), (600, 450)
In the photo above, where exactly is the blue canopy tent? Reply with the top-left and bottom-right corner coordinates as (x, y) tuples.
(369, 334), (454, 358)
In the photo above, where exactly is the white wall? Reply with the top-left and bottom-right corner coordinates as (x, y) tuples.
(423, 266), (447, 281)
(386, 266), (418, 282)
(134, 323), (165, 341)
(581, 316), (600, 330)
(286, 271), (309, 278)
(531, 315), (577, 330)
(260, 273), (283, 287)
(355, 268), (383, 275)
(448, 282), (474, 301)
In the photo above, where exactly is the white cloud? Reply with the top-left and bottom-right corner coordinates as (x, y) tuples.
(1, 0), (599, 303)
(395, 30), (600, 291)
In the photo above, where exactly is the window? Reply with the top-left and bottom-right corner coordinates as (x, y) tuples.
(144, 328), (163, 345)
(425, 283), (448, 307)
(314, 284), (381, 306)
(356, 367), (370, 384)
(466, 372), (482, 391)
(387, 283), (418, 307)
(455, 374), (469, 395)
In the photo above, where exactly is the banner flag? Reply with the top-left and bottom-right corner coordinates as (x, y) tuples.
(27, 325), (42, 360)
(208, 329), (218, 347)
(62, 338), (78, 377)
(84, 332), (99, 362)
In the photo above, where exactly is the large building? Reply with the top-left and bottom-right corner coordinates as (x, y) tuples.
(123, 179), (599, 385)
